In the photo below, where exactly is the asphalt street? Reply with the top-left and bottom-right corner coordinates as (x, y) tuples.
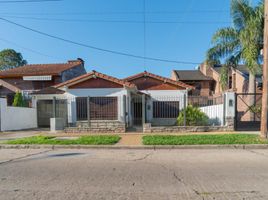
(0, 148), (268, 200)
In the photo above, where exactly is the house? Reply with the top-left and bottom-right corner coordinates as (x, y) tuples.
(207, 64), (263, 94)
(171, 70), (214, 96)
(172, 63), (263, 96)
(0, 58), (86, 105)
(32, 70), (194, 131)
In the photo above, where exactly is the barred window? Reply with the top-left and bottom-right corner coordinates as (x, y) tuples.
(90, 97), (118, 120)
(76, 97), (118, 121)
(153, 101), (180, 118)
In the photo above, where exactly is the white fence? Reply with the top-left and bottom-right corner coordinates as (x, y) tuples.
(0, 98), (37, 131)
(200, 104), (224, 126)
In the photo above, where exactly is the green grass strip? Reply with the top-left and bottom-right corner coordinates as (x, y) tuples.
(6, 135), (121, 145)
(143, 134), (268, 145)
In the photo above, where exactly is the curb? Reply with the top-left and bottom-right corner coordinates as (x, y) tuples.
(0, 144), (268, 150)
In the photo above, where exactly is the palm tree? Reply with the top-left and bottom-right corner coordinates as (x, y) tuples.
(206, 0), (264, 93)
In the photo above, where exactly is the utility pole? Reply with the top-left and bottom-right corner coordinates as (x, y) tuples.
(261, 0), (268, 138)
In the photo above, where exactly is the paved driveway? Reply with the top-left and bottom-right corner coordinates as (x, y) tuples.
(1, 148), (268, 199)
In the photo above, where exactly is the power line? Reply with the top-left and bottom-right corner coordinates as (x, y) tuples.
(0, 37), (61, 59)
(0, 10), (229, 15)
(0, 0), (62, 3)
(0, 17), (201, 65)
(0, 15), (231, 24)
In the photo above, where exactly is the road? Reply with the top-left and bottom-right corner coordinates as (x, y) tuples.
(0, 148), (268, 200)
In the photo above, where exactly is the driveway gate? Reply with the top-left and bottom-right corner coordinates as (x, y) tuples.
(37, 99), (68, 127)
(235, 93), (262, 131)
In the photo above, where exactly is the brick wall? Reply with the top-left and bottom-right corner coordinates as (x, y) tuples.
(65, 120), (126, 133)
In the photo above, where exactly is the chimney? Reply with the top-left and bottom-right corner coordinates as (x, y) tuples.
(199, 62), (208, 76)
(68, 58), (84, 66)
(77, 58), (84, 66)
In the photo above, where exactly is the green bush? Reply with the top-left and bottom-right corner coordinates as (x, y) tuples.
(177, 105), (209, 126)
(12, 92), (27, 107)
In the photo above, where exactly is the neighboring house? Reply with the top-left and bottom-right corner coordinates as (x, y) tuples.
(200, 63), (263, 94)
(172, 63), (263, 96)
(32, 70), (194, 130)
(171, 70), (214, 96)
(0, 58), (86, 105)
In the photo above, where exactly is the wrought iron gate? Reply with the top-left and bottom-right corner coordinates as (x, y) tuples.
(235, 93), (262, 131)
(131, 96), (143, 126)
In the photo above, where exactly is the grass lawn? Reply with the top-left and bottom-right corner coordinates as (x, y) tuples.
(6, 135), (121, 145)
(143, 134), (268, 145)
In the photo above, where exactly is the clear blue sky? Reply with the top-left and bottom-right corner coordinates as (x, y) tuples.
(0, 0), (260, 78)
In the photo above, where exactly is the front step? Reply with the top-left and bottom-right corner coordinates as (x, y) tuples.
(127, 126), (143, 132)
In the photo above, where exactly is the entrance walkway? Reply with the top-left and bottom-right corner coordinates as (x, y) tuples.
(116, 134), (143, 146)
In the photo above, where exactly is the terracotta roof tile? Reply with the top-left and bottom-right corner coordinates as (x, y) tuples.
(124, 71), (195, 89)
(55, 70), (136, 89)
(31, 87), (65, 95)
(0, 59), (83, 78)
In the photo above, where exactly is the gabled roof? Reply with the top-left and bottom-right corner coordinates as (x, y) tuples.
(173, 70), (213, 81)
(0, 79), (20, 92)
(0, 59), (84, 78)
(31, 87), (65, 95)
(55, 70), (136, 89)
(124, 71), (195, 89)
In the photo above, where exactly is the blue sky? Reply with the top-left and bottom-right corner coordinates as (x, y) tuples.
(0, 0), (260, 78)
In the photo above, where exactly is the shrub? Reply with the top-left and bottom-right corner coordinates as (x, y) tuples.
(177, 105), (209, 126)
(12, 92), (26, 107)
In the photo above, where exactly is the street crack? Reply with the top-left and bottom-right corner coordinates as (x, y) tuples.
(0, 149), (53, 165)
(131, 152), (153, 161)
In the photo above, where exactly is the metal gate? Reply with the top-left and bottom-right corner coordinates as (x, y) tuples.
(131, 96), (143, 126)
(37, 99), (68, 127)
(235, 93), (262, 131)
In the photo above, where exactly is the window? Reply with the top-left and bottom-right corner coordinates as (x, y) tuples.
(229, 76), (233, 89)
(90, 97), (118, 120)
(76, 97), (118, 121)
(153, 101), (180, 118)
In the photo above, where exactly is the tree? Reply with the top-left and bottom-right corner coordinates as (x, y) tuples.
(0, 49), (27, 71)
(206, 0), (264, 93)
(12, 92), (26, 107)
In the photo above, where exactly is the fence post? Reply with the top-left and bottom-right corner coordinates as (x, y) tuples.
(142, 94), (146, 127)
(52, 96), (56, 118)
(123, 95), (127, 125)
(223, 93), (226, 126)
(183, 93), (187, 126)
(87, 96), (91, 127)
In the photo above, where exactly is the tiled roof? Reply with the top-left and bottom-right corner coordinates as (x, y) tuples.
(31, 87), (65, 95)
(0, 59), (83, 78)
(124, 71), (195, 89)
(173, 70), (213, 81)
(55, 70), (136, 89)
(0, 79), (20, 92)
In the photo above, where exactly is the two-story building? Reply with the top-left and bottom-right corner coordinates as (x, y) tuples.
(0, 58), (86, 104)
